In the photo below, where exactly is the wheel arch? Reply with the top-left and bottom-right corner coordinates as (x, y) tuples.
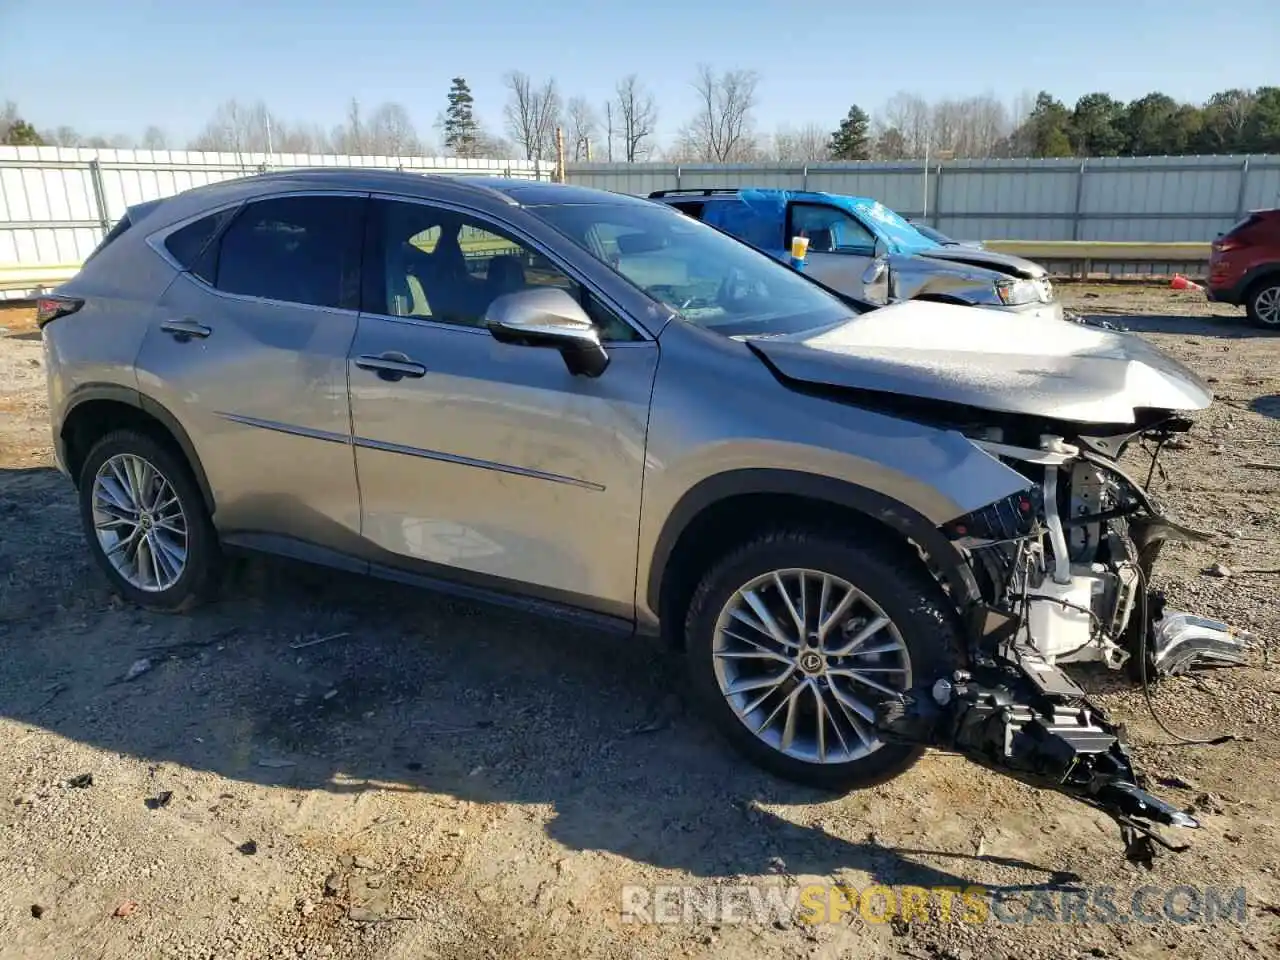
(60, 385), (215, 514)
(1243, 266), (1280, 300)
(646, 469), (981, 646)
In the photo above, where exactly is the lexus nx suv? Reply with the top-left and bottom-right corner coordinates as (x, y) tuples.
(38, 170), (1234, 854)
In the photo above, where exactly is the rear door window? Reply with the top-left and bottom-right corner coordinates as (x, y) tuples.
(212, 195), (365, 310)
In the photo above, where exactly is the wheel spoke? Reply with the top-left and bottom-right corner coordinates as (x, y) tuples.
(842, 641), (905, 659)
(740, 588), (799, 650)
(816, 585), (857, 643)
(826, 616), (891, 657)
(755, 680), (806, 736)
(96, 476), (134, 514)
(715, 648), (792, 664)
(726, 668), (793, 697)
(722, 627), (793, 660)
(828, 681), (878, 724)
(829, 668), (902, 697)
(773, 572), (805, 637)
(95, 515), (134, 532)
(779, 679), (806, 752)
(811, 682), (829, 762)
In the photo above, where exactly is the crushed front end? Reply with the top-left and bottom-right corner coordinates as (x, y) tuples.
(875, 414), (1252, 864)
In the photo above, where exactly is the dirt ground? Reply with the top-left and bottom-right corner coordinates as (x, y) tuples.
(1, 286), (1279, 960)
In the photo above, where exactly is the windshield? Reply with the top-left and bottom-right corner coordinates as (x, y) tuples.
(849, 198), (939, 254)
(528, 201), (861, 337)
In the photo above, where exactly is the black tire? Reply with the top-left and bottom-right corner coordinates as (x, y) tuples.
(77, 428), (222, 612)
(1245, 276), (1280, 330)
(684, 529), (962, 792)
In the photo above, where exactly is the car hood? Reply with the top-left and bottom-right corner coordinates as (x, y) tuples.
(745, 300), (1213, 425)
(916, 245), (1047, 279)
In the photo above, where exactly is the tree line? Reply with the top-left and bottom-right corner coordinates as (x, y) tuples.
(4, 78), (1278, 161)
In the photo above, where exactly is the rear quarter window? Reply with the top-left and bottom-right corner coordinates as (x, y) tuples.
(164, 208), (238, 280)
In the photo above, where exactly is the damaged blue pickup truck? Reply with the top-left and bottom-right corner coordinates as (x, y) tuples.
(649, 187), (1064, 320)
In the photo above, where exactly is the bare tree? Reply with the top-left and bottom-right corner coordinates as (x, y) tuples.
(770, 123), (830, 162)
(140, 126), (168, 150)
(681, 65), (760, 161)
(615, 74), (658, 162)
(330, 98), (367, 155)
(367, 102), (422, 156)
(503, 71), (562, 161)
(41, 125), (81, 147)
(188, 99), (280, 153)
(566, 97), (598, 161)
(881, 92), (932, 158)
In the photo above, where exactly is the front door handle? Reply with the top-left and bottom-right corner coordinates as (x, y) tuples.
(160, 318), (212, 341)
(355, 353), (427, 381)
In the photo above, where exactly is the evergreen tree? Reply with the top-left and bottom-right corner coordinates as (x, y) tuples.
(444, 77), (478, 157)
(828, 105), (871, 160)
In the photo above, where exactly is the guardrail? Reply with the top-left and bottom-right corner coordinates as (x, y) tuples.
(0, 241), (1213, 302)
(981, 241), (1210, 281)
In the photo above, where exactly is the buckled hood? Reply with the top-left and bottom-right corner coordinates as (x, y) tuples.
(916, 245), (1049, 279)
(746, 300), (1213, 425)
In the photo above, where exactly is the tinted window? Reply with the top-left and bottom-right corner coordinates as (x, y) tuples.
(83, 214), (131, 265)
(531, 201), (861, 338)
(369, 199), (639, 341)
(790, 203), (876, 254)
(165, 208), (235, 277)
(214, 196), (364, 309)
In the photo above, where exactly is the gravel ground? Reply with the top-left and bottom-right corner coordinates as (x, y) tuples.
(1, 286), (1278, 960)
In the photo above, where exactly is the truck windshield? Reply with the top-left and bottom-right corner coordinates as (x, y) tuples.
(529, 201), (863, 337)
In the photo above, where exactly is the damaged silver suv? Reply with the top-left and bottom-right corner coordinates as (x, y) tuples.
(39, 171), (1247, 861)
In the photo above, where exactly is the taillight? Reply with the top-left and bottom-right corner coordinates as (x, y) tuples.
(35, 295), (84, 328)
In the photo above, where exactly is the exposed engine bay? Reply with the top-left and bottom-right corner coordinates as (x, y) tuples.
(871, 413), (1252, 865)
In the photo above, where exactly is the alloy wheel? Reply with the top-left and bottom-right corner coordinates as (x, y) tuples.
(91, 453), (189, 592)
(712, 568), (912, 764)
(1255, 285), (1280, 326)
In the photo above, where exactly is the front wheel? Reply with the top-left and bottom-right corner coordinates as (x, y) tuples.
(1246, 278), (1280, 330)
(684, 529), (962, 792)
(77, 429), (222, 612)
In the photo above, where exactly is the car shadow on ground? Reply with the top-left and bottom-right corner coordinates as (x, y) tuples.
(0, 464), (1081, 894)
(1250, 394), (1280, 421)
(1076, 313), (1258, 339)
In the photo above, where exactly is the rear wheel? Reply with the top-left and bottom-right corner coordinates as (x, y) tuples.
(684, 529), (961, 792)
(77, 429), (221, 612)
(1246, 277), (1280, 329)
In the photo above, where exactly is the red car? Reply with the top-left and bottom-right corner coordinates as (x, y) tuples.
(1208, 209), (1280, 329)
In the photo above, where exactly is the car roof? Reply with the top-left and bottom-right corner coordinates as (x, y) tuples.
(127, 169), (653, 234)
(173, 169), (642, 207)
(649, 186), (878, 206)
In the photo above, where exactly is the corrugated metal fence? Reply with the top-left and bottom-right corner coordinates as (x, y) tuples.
(0, 146), (550, 299)
(567, 154), (1280, 243)
(5, 149), (1280, 298)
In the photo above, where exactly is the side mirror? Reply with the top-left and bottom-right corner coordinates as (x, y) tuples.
(485, 286), (610, 378)
(861, 256), (892, 306)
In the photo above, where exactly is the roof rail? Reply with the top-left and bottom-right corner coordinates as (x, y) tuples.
(647, 188), (742, 199)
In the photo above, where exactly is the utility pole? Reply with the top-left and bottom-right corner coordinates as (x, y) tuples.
(605, 102), (613, 162)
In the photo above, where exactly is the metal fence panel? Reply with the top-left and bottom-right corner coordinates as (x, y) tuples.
(567, 154), (1280, 244)
(0, 146), (550, 298)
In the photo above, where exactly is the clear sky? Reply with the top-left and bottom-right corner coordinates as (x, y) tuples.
(2, 0), (1277, 150)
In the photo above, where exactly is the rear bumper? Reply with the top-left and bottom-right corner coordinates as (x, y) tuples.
(1205, 284), (1242, 305)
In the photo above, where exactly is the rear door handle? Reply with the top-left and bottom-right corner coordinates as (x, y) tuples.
(160, 318), (212, 340)
(355, 353), (427, 381)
